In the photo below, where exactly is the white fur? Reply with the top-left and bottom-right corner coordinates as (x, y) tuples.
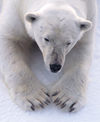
(0, 0), (97, 112)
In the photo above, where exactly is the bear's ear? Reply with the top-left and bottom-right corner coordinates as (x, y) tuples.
(78, 18), (92, 31)
(25, 13), (39, 23)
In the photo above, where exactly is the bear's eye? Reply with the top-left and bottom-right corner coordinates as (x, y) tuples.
(66, 42), (71, 46)
(44, 38), (49, 42)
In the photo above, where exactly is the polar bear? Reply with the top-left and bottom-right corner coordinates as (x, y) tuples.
(0, 0), (97, 112)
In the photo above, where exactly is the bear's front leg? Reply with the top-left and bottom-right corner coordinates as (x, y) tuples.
(0, 39), (50, 111)
(51, 25), (95, 112)
(51, 68), (87, 112)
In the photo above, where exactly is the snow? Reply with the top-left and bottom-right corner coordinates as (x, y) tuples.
(0, 1), (100, 122)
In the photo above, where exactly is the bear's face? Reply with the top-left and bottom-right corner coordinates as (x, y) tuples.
(25, 5), (92, 73)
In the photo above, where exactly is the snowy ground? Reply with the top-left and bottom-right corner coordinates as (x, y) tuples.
(0, 1), (100, 122)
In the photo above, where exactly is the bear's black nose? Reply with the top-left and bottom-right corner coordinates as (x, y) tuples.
(50, 64), (61, 73)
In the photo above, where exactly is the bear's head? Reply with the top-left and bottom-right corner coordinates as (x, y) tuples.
(25, 4), (92, 73)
